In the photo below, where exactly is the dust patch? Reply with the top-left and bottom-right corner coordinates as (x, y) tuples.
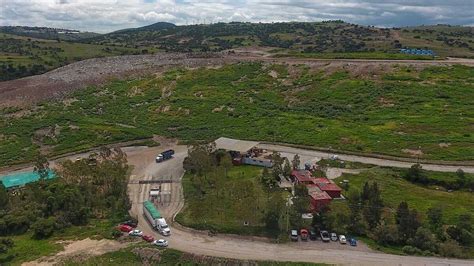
(402, 149), (423, 157)
(439, 143), (451, 148)
(21, 238), (127, 266)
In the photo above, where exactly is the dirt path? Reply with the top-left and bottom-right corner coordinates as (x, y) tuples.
(257, 143), (474, 173)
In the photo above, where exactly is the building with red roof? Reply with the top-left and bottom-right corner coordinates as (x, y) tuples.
(308, 190), (332, 212)
(291, 170), (318, 186)
(316, 182), (342, 198)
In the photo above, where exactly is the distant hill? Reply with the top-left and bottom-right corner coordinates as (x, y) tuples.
(84, 21), (474, 57)
(0, 26), (101, 41)
(113, 22), (176, 34)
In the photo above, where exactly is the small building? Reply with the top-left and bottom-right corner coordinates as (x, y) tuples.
(317, 182), (342, 198)
(291, 170), (317, 186)
(309, 190), (332, 212)
(214, 137), (273, 167)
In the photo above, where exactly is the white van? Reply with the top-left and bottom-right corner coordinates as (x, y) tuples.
(157, 218), (171, 236)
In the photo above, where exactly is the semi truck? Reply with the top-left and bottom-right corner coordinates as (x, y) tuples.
(156, 149), (175, 163)
(143, 201), (171, 236)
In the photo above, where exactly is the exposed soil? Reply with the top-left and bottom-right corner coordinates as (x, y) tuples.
(2, 51), (474, 108)
(21, 238), (127, 266)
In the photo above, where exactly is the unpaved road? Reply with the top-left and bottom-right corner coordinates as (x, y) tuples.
(127, 143), (474, 266)
(258, 143), (474, 174)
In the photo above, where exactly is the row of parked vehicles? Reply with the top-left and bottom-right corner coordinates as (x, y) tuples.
(117, 222), (169, 247)
(290, 229), (357, 246)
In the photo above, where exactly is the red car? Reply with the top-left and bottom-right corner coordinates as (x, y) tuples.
(142, 235), (154, 242)
(117, 224), (133, 232)
(300, 229), (309, 241)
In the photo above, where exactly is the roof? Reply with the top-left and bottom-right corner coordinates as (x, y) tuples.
(291, 170), (314, 182)
(313, 177), (331, 184)
(143, 200), (161, 219)
(309, 191), (332, 201)
(214, 137), (259, 153)
(317, 182), (342, 192)
(0, 170), (56, 189)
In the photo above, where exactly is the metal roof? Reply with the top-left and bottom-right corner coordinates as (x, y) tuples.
(0, 170), (56, 189)
(214, 137), (259, 153)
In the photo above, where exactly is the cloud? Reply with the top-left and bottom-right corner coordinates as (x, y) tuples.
(0, 0), (472, 33)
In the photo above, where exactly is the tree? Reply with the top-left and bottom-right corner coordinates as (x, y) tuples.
(34, 154), (50, 180)
(347, 189), (366, 235)
(31, 217), (56, 239)
(373, 221), (399, 245)
(427, 206), (443, 238)
(271, 152), (283, 183)
(292, 184), (309, 214)
(264, 193), (285, 233)
(291, 154), (301, 170)
(396, 201), (420, 243)
(312, 206), (330, 231)
(0, 184), (8, 210)
(183, 143), (215, 175)
(408, 227), (438, 253)
(220, 153), (233, 177)
(362, 182), (383, 229)
(456, 168), (465, 180)
(260, 167), (277, 188)
(283, 158), (292, 180)
(405, 164), (428, 184)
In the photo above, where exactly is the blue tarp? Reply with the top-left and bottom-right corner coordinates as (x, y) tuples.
(0, 170), (56, 189)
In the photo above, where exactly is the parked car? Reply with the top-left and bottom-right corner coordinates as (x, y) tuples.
(330, 232), (338, 241)
(309, 229), (318, 241)
(320, 230), (330, 242)
(349, 237), (357, 246)
(129, 229), (143, 237)
(153, 239), (168, 247)
(142, 235), (154, 242)
(117, 224), (133, 232)
(290, 229), (298, 241)
(300, 229), (309, 241)
(121, 220), (138, 228)
(339, 235), (347, 244)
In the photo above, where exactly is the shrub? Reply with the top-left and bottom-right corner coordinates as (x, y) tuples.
(402, 245), (422, 255)
(31, 217), (56, 239)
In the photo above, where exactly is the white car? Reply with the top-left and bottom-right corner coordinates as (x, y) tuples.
(339, 235), (347, 244)
(330, 232), (338, 241)
(153, 239), (169, 247)
(128, 229), (143, 237)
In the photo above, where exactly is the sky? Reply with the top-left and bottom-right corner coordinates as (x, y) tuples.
(1, 0), (473, 33)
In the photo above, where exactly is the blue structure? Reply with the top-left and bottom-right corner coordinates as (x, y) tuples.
(400, 48), (435, 56)
(0, 170), (56, 189)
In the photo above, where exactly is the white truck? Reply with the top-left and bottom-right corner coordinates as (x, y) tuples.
(143, 200), (171, 236)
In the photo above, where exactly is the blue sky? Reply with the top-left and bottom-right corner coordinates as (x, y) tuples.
(1, 0), (473, 33)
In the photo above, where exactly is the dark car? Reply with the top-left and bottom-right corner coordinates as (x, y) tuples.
(320, 230), (330, 242)
(309, 229), (318, 241)
(121, 220), (138, 228)
(349, 237), (357, 246)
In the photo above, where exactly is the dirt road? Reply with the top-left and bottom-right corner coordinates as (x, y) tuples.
(127, 143), (473, 266)
(258, 143), (474, 174)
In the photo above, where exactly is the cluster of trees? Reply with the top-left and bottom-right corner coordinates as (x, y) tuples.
(312, 180), (472, 258)
(404, 164), (474, 190)
(87, 21), (392, 53)
(0, 148), (131, 262)
(0, 63), (47, 81)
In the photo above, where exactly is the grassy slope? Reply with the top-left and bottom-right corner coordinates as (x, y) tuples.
(1, 63), (474, 167)
(334, 168), (474, 224)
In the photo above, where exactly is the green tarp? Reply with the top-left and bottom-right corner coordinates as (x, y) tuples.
(0, 170), (56, 189)
(144, 200), (161, 219)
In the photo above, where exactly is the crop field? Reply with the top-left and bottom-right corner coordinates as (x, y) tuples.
(0, 62), (473, 167)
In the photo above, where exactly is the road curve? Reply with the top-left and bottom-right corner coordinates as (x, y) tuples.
(258, 143), (474, 174)
(127, 144), (474, 266)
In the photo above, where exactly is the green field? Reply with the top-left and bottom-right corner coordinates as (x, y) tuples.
(334, 168), (474, 224)
(1, 63), (474, 167)
(176, 165), (289, 236)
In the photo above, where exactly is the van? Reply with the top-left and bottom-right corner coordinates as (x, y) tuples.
(157, 218), (171, 236)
